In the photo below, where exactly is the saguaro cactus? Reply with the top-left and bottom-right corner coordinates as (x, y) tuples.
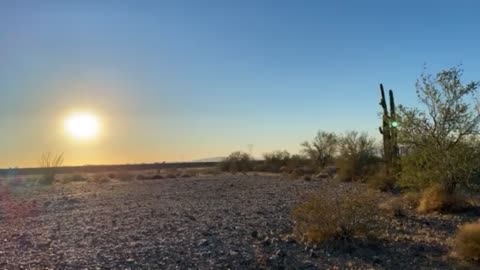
(379, 84), (399, 176)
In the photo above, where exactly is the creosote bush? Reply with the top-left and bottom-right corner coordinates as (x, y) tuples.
(218, 151), (254, 173)
(291, 187), (380, 245)
(454, 222), (480, 261)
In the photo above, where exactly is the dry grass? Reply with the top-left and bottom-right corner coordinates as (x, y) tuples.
(116, 172), (135, 181)
(291, 186), (380, 245)
(379, 197), (406, 217)
(417, 185), (466, 214)
(403, 191), (421, 209)
(62, 174), (88, 183)
(454, 222), (480, 261)
(366, 170), (395, 192)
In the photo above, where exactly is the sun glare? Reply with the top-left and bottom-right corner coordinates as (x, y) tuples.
(65, 112), (100, 140)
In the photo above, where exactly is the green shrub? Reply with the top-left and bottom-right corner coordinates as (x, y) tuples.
(218, 151), (254, 173)
(397, 67), (480, 193)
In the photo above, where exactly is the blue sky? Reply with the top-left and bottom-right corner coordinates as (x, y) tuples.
(1, 1), (480, 166)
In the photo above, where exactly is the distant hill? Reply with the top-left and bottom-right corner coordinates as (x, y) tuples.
(192, 157), (226, 162)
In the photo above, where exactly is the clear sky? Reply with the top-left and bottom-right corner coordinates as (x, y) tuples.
(1, 0), (480, 167)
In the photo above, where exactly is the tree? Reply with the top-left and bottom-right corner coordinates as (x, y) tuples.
(336, 131), (380, 182)
(301, 131), (338, 168)
(398, 66), (480, 193)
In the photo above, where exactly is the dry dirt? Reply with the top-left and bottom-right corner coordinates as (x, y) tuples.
(0, 173), (479, 269)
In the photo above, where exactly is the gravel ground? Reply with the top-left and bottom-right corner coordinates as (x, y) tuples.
(0, 173), (479, 269)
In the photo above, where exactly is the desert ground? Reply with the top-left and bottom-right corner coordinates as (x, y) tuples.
(0, 170), (479, 269)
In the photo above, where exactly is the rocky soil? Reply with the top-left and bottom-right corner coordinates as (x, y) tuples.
(0, 173), (479, 269)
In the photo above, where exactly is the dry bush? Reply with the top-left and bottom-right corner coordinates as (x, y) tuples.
(288, 168), (305, 180)
(403, 191), (421, 209)
(454, 222), (480, 261)
(116, 172), (135, 181)
(38, 152), (64, 185)
(165, 173), (177, 179)
(417, 185), (467, 213)
(179, 172), (192, 178)
(291, 187), (380, 245)
(335, 131), (381, 182)
(379, 197), (406, 217)
(218, 152), (254, 173)
(62, 174), (87, 183)
(366, 169), (395, 192)
(260, 150), (291, 173)
(89, 173), (110, 183)
(202, 167), (221, 175)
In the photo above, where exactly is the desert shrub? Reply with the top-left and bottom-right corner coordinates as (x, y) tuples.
(379, 197), (406, 217)
(179, 172), (192, 178)
(288, 168), (305, 180)
(403, 191), (421, 209)
(398, 67), (480, 193)
(62, 174), (87, 183)
(260, 150), (291, 172)
(218, 151), (254, 173)
(417, 185), (466, 213)
(89, 173), (110, 182)
(336, 131), (381, 182)
(136, 174), (149, 180)
(291, 187), (380, 245)
(367, 169), (395, 192)
(202, 167), (221, 175)
(38, 152), (64, 185)
(282, 154), (312, 174)
(116, 172), (134, 181)
(165, 173), (176, 178)
(301, 131), (338, 169)
(454, 221), (480, 261)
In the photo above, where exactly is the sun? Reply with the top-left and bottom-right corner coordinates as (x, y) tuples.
(65, 112), (100, 140)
